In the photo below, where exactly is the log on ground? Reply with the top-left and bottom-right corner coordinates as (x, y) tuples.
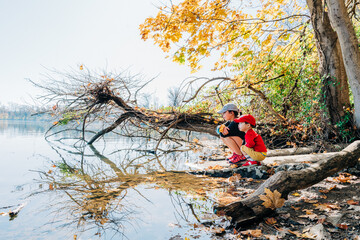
(214, 140), (360, 228)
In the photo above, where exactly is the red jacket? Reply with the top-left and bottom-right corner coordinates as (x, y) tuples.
(244, 129), (267, 152)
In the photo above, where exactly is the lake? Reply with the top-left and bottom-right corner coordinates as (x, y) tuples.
(0, 120), (227, 240)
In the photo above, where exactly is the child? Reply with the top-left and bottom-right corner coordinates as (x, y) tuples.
(216, 103), (246, 164)
(234, 114), (267, 166)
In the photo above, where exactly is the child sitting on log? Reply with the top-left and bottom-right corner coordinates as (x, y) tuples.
(234, 114), (267, 166)
(216, 103), (247, 164)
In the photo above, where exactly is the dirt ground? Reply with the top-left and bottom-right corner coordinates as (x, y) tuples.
(211, 169), (360, 240)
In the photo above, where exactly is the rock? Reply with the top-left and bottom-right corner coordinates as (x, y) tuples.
(326, 212), (344, 226)
(303, 224), (331, 240)
(348, 205), (360, 212)
(188, 165), (269, 179)
(169, 234), (183, 240)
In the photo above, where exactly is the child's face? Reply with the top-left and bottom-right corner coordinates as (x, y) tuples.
(222, 111), (234, 121)
(238, 122), (250, 132)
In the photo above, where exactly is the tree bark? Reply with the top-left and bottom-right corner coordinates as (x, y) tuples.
(326, 0), (360, 128)
(214, 140), (360, 227)
(306, 0), (350, 124)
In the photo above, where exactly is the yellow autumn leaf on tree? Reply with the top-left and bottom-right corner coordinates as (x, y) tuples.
(259, 188), (285, 210)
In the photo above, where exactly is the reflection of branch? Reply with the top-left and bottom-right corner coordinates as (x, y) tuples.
(154, 118), (183, 152)
(89, 144), (125, 176)
(188, 203), (201, 223)
(88, 112), (133, 144)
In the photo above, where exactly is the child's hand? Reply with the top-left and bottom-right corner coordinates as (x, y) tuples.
(222, 127), (229, 135)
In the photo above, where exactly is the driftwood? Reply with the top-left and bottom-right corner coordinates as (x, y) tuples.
(214, 140), (360, 227)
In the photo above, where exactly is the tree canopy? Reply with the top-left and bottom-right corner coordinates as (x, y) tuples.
(140, 0), (360, 132)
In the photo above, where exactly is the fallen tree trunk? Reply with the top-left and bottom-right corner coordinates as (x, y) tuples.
(266, 144), (347, 157)
(214, 140), (360, 227)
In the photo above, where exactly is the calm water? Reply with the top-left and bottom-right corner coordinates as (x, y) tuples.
(0, 120), (225, 240)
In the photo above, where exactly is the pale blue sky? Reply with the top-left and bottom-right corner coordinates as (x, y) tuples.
(0, 0), (219, 106)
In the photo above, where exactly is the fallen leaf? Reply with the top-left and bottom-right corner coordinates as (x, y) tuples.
(319, 185), (336, 193)
(49, 183), (54, 190)
(265, 217), (277, 225)
(347, 200), (359, 205)
(299, 214), (318, 220)
(240, 229), (262, 238)
(207, 165), (224, 170)
(291, 206), (301, 211)
(316, 203), (341, 212)
(228, 173), (242, 182)
(301, 232), (316, 238)
(292, 192), (301, 197)
(288, 230), (302, 237)
(304, 209), (314, 215)
(216, 193), (241, 206)
(211, 227), (225, 234)
(259, 188), (285, 210)
(304, 199), (318, 204)
(337, 224), (348, 230)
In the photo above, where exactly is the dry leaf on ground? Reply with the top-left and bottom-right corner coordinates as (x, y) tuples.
(265, 217), (277, 225)
(259, 188), (285, 210)
(347, 200), (359, 205)
(240, 229), (262, 238)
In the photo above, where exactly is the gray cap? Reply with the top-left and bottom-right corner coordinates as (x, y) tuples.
(217, 103), (239, 114)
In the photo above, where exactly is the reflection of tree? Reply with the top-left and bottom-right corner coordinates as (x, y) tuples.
(33, 141), (222, 238)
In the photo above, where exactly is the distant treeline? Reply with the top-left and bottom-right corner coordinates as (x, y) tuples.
(0, 103), (50, 121)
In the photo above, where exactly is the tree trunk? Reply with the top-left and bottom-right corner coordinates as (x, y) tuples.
(214, 140), (360, 227)
(326, 0), (360, 128)
(306, 0), (350, 124)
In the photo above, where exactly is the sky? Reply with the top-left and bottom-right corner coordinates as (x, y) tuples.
(0, 0), (220, 107)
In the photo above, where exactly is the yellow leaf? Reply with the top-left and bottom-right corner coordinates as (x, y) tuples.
(79, 65), (83, 70)
(265, 217), (277, 225)
(219, 124), (226, 133)
(259, 188), (285, 210)
(240, 229), (262, 238)
(291, 192), (301, 197)
(347, 200), (359, 205)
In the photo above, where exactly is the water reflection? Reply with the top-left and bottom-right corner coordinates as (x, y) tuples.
(0, 119), (50, 135)
(31, 140), (224, 239)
